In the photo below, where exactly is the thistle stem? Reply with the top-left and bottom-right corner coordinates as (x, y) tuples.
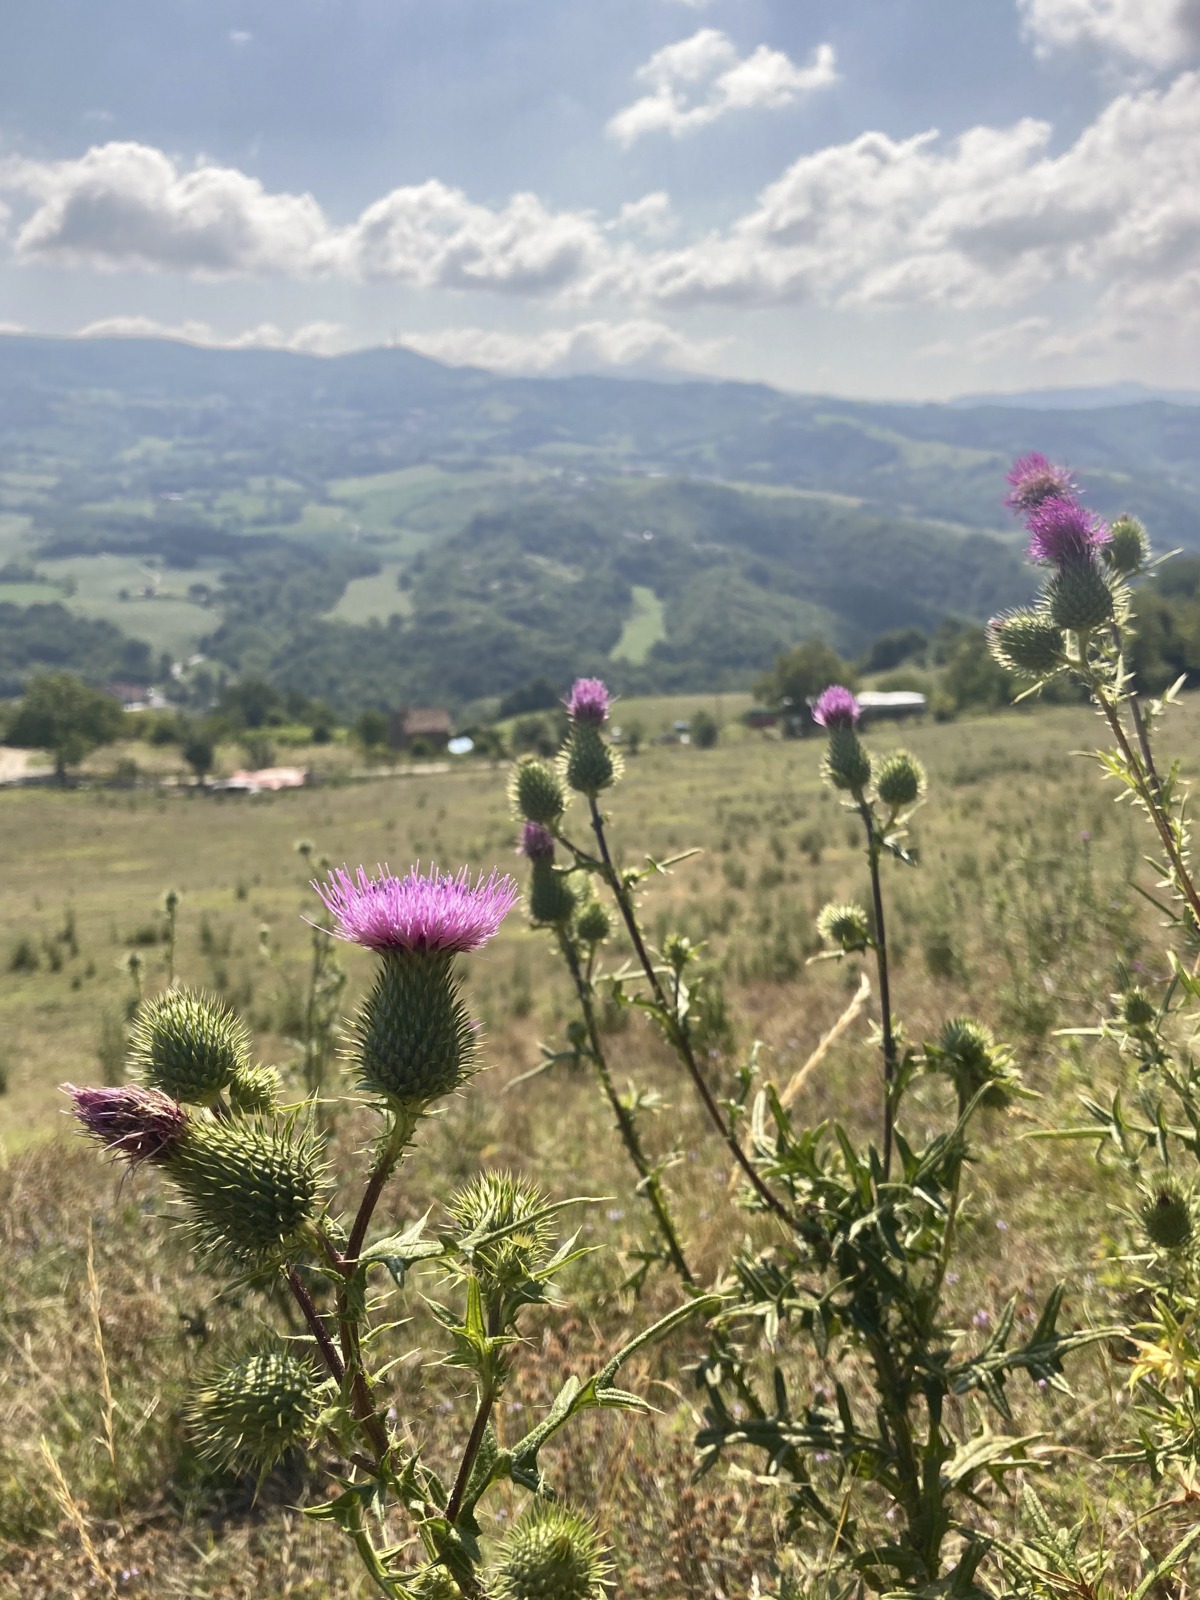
(444, 1299), (503, 1524)
(348, 1110), (416, 1264)
(859, 801), (898, 1179)
(558, 930), (694, 1286)
(586, 796), (801, 1230)
(286, 1266), (345, 1384)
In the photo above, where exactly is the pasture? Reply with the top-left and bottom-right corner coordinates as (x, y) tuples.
(0, 699), (1183, 1596)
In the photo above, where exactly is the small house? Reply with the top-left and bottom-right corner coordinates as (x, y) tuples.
(390, 707), (453, 752)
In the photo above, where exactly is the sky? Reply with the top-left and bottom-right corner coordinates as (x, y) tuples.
(1, 0), (1199, 398)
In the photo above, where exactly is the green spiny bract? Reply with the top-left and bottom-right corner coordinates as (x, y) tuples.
(491, 1502), (611, 1600)
(228, 1062), (281, 1116)
(574, 898), (611, 946)
(927, 1017), (1019, 1111)
(989, 609), (1065, 679)
(353, 952), (476, 1110)
(1104, 515), (1151, 576)
(822, 725), (871, 794)
(449, 1170), (552, 1290)
(1046, 558), (1116, 632)
(509, 756), (566, 826)
(1120, 987), (1157, 1029)
(816, 901), (872, 954)
(409, 1571), (461, 1600)
(528, 860), (577, 927)
(188, 1346), (323, 1475)
(129, 988), (250, 1106)
(167, 1115), (326, 1267)
(560, 724), (621, 797)
(1140, 1181), (1194, 1250)
(873, 750), (926, 810)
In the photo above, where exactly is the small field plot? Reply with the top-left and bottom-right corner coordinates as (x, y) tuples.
(610, 585), (666, 664)
(326, 561), (414, 624)
(38, 554), (214, 658)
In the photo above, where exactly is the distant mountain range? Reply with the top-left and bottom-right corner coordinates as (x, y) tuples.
(951, 382), (1200, 410)
(1, 333), (1197, 710)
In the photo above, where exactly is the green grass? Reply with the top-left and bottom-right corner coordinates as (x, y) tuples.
(0, 581), (61, 604)
(610, 585), (667, 664)
(36, 555), (214, 658)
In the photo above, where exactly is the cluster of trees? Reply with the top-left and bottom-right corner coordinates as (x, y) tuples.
(0, 602), (153, 698)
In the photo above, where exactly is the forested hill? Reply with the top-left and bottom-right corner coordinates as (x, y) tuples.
(1, 332), (1198, 709)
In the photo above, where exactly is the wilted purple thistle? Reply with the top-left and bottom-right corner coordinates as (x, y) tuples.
(812, 685), (861, 730)
(64, 1083), (187, 1167)
(564, 677), (611, 724)
(517, 821), (555, 862)
(1026, 497), (1110, 566)
(313, 863), (519, 954)
(1005, 452), (1076, 515)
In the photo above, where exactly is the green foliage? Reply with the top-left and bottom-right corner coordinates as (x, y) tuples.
(755, 638), (856, 721)
(6, 671), (125, 777)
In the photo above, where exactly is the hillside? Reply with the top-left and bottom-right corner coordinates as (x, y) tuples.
(2, 333), (1198, 707)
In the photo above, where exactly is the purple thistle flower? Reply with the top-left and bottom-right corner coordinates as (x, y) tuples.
(812, 685), (861, 730)
(64, 1083), (187, 1167)
(564, 677), (611, 724)
(1005, 452), (1076, 515)
(313, 863), (519, 954)
(517, 821), (556, 862)
(1026, 497), (1110, 566)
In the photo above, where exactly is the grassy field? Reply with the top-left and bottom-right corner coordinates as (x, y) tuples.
(0, 698), (1188, 1596)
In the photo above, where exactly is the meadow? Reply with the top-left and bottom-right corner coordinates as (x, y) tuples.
(0, 698), (1188, 1597)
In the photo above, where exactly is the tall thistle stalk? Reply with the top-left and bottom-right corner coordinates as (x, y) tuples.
(67, 862), (712, 1599)
(991, 452), (1200, 1496)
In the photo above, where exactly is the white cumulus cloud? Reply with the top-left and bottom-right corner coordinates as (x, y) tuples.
(607, 29), (837, 146)
(1018, 0), (1200, 67)
(624, 71), (1200, 313)
(395, 318), (723, 376)
(76, 315), (350, 354)
(0, 142), (331, 277)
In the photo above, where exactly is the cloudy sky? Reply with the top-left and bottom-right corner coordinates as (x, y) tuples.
(2, 0), (1199, 396)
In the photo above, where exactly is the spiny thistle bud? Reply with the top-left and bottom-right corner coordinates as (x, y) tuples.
(188, 1346), (323, 1476)
(411, 1572), (460, 1600)
(167, 1116), (326, 1266)
(163, 888), (180, 916)
(662, 932), (694, 974)
(988, 610), (1065, 679)
(65, 1083), (188, 1168)
(1046, 557), (1115, 632)
(1140, 1182), (1194, 1251)
(529, 861), (577, 927)
(1142, 1183), (1194, 1252)
(354, 953), (477, 1108)
(574, 898), (612, 945)
(491, 1502), (611, 1600)
(129, 989), (250, 1107)
(449, 1170), (552, 1290)
(817, 902), (872, 954)
(228, 1063), (281, 1116)
(1121, 987), (1157, 1030)
(560, 724), (622, 796)
(928, 1017), (1018, 1111)
(823, 727), (872, 794)
(1104, 515), (1151, 576)
(874, 750), (926, 810)
(509, 756), (566, 826)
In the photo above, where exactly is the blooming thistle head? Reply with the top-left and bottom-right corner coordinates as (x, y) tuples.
(811, 685), (861, 730)
(564, 677), (611, 725)
(518, 821), (556, 863)
(1005, 452), (1076, 515)
(313, 864), (518, 955)
(1026, 498), (1110, 567)
(65, 1083), (187, 1168)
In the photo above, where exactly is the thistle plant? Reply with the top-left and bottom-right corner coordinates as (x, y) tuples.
(992, 452), (1200, 1486)
(67, 861), (712, 1599)
(505, 676), (1098, 1595)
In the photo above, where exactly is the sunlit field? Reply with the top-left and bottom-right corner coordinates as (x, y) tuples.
(0, 698), (1185, 1596)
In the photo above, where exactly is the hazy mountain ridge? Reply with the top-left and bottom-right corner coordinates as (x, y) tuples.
(0, 334), (1195, 709)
